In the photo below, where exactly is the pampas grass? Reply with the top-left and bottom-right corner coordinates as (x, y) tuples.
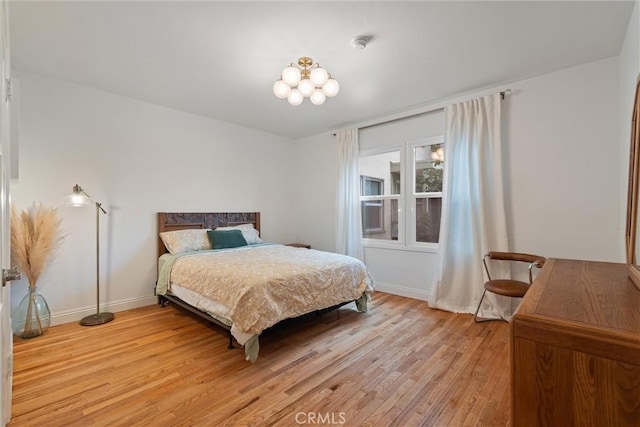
(11, 203), (64, 337)
(11, 203), (64, 290)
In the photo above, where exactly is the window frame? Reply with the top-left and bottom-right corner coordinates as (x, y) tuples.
(359, 136), (444, 253)
(360, 175), (385, 234)
(407, 136), (444, 250)
(359, 146), (404, 246)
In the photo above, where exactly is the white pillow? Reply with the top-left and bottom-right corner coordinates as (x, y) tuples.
(159, 229), (212, 254)
(216, 223), (263, 245)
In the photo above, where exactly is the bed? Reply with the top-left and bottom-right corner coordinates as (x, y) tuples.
(155, 212), (373, 362)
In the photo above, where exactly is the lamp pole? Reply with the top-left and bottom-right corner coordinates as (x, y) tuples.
(76, 189), (113, 326)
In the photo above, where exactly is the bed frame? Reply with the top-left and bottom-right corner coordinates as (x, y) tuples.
(156, 211), (354, 355)
(156, 212), (261, 349)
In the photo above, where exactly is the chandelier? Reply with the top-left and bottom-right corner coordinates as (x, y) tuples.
(431, 146), (444, 163)
(273, 57), (339, 106)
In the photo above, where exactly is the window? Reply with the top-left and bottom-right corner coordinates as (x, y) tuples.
(359, 150), (401, 241)
(359, 136), (444, 250)
(412, 140), (443, 244)
(360, 176), (384, 234)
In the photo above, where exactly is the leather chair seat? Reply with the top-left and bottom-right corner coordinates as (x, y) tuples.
(484, 279), (530, 298)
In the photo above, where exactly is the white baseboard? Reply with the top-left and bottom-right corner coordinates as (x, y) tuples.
(373, 282), (431, 302)
(50, 285), (430, 326)
(50, 295), (158, 326)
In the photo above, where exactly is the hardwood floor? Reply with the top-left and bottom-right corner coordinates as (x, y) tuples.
(10, 292), (510, 426)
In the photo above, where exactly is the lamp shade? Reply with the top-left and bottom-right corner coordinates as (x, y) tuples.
(287, 89), (303, 106)
(322, 79), (340, 97)
(282, 66), (301, 86)
(298, 79), (315, 97)
(310, 67), (329, 86)
(62, 185), (93, 207)
(273, 80), (291, 99)
(310, 89), (326, 105)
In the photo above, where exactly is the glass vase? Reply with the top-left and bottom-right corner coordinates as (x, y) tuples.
(12, 287), (51, 338)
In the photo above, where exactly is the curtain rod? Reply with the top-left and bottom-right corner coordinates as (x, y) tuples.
(331, 89), (511, 136)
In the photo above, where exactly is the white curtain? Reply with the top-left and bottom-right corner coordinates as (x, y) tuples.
(336, 129), (364, 261)
(430, 94), (510, 318)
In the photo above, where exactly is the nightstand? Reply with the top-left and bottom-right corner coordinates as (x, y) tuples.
(286, 243), (311, 249)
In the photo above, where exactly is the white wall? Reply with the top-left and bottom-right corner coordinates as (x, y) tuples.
(11, 71), (296, 324)
(505, 57), (621, 261)
(290, 132), (337, 252)
(293, 56), (623, 302)
(620, 1), (640, 258)
(359, 112), (445, 151)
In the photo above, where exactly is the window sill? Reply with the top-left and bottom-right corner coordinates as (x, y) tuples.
(363, 240), (438, 254)
(363, 229), (386, 235)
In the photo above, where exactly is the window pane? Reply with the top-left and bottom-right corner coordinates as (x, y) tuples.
(415, 143), (444, 193)
(361, 176), (383, 196)
(416, 197), (442, 243)
(362, 199), (399, 240)
(359, 151), (401, 195)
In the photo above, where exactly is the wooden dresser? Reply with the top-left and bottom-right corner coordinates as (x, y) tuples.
(511, 258), (640, 426)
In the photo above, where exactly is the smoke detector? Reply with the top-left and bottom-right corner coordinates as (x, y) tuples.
(351, 36), (372, 50)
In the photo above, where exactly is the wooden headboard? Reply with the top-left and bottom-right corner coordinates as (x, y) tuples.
(157, 212), (261, 258)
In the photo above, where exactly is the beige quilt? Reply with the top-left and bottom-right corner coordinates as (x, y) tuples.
(157, 244), (373, 351)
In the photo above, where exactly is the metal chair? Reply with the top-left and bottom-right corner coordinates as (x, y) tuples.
(474, 251), (546, 323)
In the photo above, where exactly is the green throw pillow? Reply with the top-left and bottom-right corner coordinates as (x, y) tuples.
(207, 229), (248, 249)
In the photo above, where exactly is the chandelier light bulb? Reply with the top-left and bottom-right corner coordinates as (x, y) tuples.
(287, 89), (303, 106)
(310, 89), (326, 106)
(273, 80), (291, 99)
(322, 79), (340, 97)
(298, 79), (315, 97)
(310, 67), (329, 87)
(282, 66), (301, 86)
(431, 147), (444, 162)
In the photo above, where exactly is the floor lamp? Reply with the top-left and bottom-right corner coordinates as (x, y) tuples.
(64, 184), (115, 326)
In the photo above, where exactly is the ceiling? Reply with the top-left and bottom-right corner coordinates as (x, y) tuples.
(9, 1), (635, 140)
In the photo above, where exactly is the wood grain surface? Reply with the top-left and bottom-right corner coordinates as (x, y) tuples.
(11, 292), (510, 426)
(511, 259), (640, 426)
